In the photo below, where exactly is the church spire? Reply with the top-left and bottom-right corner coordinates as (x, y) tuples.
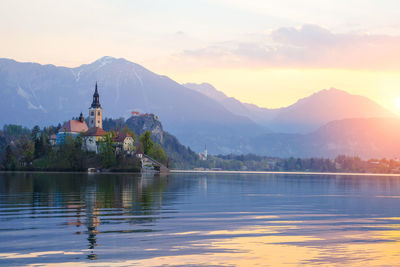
(94, 82), (99, 96)
(91, 82), (101, 108)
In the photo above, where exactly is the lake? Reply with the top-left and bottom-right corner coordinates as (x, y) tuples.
(1, 172), (400, 266)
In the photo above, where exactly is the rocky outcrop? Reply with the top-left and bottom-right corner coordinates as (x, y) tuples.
(125, 114), (164, 143)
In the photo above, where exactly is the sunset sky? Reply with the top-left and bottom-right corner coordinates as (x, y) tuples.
(1, 0), (400, 112)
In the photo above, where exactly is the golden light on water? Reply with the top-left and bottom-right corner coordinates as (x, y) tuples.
(3, 215), (400, 266)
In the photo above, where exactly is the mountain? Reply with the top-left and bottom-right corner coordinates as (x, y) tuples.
(183, 82), (279, 128)
(0, 57), (263, 154)
(250, 118), (400, 159)
(269, 88), (396, 133)
(184, 83), (395, 133)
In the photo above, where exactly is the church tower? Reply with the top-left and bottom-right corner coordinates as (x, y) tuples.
(88, 82), (103, 129)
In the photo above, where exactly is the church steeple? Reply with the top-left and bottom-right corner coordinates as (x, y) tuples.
(91, 82), (101, 108)
(88, 82), (103, 129)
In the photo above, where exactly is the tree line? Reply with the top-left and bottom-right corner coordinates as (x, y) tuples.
(0, 123), (167, 172)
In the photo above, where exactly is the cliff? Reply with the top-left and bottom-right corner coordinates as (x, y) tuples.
(104, 114), (200, 169)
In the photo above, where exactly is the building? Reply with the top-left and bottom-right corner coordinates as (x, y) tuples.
(56, 83), (107, 154)
(83, 84), (108, 153)
(56, 113), (88, 145)
(49, 134), (57, 146)
(55, 83), (145, 158)
(113, 132), (135, 153)
(199, 145), (208, 160)
(88, 82), (103, 129)
(84, 127), (108, 153)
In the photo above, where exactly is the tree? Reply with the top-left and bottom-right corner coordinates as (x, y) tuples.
(56, 135), (87, 171)
(122, 125), (137, 141)
(139, 131), (153, 155)
(150, 143), (167, 165)
(3, 124), (30, 138)
(31, 125), (40, 142)
(16, 138), (34, 166)
(2, 145), (16, 170)
(98, 133), (116, 168)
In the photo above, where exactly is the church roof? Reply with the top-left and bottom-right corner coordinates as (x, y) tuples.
(84, 127), (107, 137)
(59, 120), (88, 133)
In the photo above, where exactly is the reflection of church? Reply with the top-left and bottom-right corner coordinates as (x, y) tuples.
(55, 83), (134, 153)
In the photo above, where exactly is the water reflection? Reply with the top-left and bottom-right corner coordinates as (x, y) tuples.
(1, 172), (400, 265)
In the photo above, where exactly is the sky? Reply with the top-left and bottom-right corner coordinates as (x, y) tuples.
(1, 0), (400, 112)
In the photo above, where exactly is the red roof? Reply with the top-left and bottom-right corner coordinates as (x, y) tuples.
(50, 134), (57, 140)
(84, 127), (108, 137)
(59, 120), (88, 133)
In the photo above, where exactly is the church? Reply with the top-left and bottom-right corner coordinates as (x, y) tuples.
(56, 83), (134, 154)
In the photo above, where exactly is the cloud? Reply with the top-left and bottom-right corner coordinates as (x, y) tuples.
(178, 24), (400, 70)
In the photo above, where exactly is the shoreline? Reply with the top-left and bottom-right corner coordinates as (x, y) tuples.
(171, 170), (400, 177)
(2, 170), (400, 177)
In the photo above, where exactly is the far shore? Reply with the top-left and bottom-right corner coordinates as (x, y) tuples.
(171, 170), (400, 177)
(3, 170), (400, 177)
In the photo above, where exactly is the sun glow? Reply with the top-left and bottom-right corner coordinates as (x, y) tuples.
(395, 97), (400, 110)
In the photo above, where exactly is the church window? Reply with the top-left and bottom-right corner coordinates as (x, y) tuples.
(98, 111), (100, 116)
(91, 111), (94, 116)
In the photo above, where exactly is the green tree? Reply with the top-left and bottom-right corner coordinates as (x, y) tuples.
(150, 143), (167, 165)
(56, 135), (87, 170)
(98, 133), (116, 168)
(2, 145), (16, 170)
(34, 134), (48, 159)
(3, 124), (30, 138)
(31, 125), (40, 142)
(122, 125), (137, 141)
(139, 131), (153, 155)
(16, 138), (34, 166)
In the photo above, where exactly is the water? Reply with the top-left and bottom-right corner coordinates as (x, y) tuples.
(1, 172), (400, 266)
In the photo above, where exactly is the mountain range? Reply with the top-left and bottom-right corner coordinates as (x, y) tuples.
(0, 56), (398, 158)
(183, 83), (395, 133)
(0, 57), (261, 154)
